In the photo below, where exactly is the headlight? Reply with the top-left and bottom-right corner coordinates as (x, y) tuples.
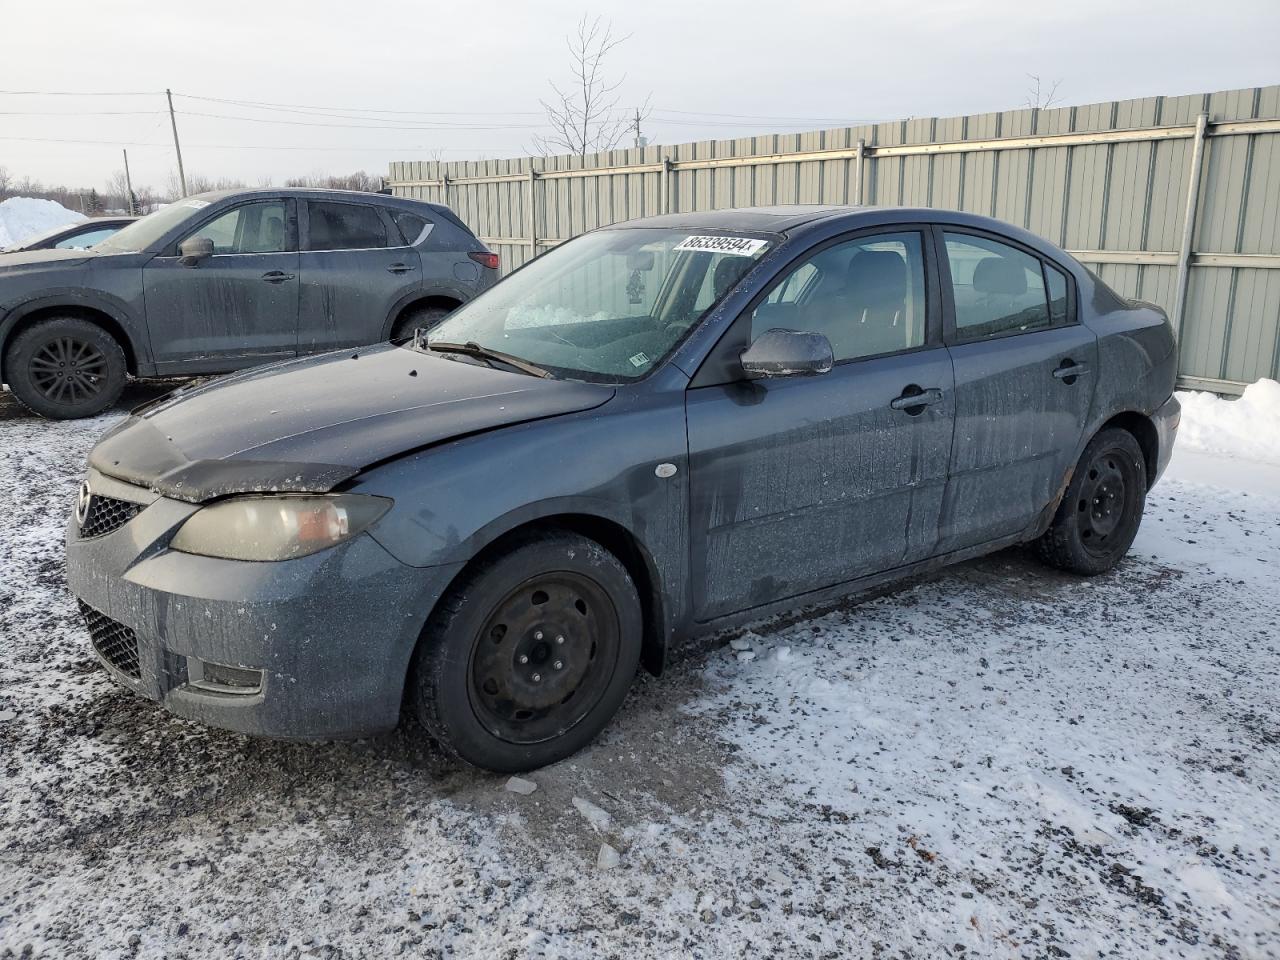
(170, 494), (392, 561)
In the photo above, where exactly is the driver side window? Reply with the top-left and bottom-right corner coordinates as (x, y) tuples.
(184, 201), (290, 255)
(750, 232), (927, 362)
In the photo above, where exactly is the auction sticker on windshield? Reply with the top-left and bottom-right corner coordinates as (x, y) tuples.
(674, 235), (770, 257)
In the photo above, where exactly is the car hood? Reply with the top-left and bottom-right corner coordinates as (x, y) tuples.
(0, 247), (97, 268)
(89, 344), (616, 503)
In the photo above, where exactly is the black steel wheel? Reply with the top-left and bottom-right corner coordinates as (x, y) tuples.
(469, 572), (621, 745)
(1036, 427), (1147, 575)
(5, 317), (127, 419)
(412, 531), (642, 772)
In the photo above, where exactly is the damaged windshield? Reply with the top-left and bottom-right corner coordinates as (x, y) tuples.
(423, 227), (773, 381)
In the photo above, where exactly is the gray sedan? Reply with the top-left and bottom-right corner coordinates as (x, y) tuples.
(65, 205), (1180, 771)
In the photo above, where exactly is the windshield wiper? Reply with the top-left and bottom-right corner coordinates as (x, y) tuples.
(425, 340), (553, 379)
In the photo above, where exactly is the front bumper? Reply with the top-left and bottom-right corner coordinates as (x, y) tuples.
(65, 483), (463, 739)
(1150, 392), (1181, 488)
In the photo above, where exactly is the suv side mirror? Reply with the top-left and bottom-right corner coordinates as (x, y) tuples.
(740, 328), (835, 378)
(178, 236), (214, 267)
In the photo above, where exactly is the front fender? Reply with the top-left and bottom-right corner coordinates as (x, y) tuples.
(0, 290), (150, 379)
(348, 389), (691, 629)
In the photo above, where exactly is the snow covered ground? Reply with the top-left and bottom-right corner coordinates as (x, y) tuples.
(1, 383), (1278, 959)
(0, 197), (85, 249)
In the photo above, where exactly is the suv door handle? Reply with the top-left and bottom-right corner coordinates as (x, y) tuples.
(386, 262), (416, 274)
(890, 385), (944, 414)
(1053, 359), (1090, 382)
(261, 271), (295, 283)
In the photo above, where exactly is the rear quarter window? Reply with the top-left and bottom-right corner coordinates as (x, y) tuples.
(391, 211), (429, 245)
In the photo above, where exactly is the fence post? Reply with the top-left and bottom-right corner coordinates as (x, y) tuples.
(853, 139), (865, 205)
(661, 156), (672, 214)
(527, 167), (538, 257)
(1171, 112), (1209, 341)
(440, 172), (450, 210)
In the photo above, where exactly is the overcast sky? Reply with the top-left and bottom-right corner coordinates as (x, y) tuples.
(3, 0), (1277, 194)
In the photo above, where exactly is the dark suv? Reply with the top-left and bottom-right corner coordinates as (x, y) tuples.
(0, 188), (498, 418)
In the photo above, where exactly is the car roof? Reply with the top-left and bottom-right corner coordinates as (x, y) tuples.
(607, 205), (859, 234)
(182, 186), (465, 230)
(604, 205), (1070, 255)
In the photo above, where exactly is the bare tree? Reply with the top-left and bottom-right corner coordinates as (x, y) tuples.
(533, 16), (637, 158)
(1024, 75), (1064, 110)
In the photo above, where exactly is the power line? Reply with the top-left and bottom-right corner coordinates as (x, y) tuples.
(0, 135), (498, 152)
(0, 110), (165, 116)
(173, 91), (544, 117)
(0, 89), (160, 96)
(177, 109), (546, 131)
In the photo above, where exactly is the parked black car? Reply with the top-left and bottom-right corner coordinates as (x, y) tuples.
(0, 216), (137, 254)
(66, 206), (1179, 771)
(0, 189), (497, 418)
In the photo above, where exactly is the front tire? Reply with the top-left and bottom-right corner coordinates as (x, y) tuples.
(5, 317), (127, 419)
(412, 531), (642, 772)
(1036, 427), (1147, 575)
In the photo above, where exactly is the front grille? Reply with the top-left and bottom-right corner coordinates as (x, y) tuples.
(79, 601), (142, 680)
(80, 495), (141, 539)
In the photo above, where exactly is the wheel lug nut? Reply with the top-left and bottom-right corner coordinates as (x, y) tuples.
(554, 660), (563, 670)
(534, 630), (544, 641)
(519, 655), (529, 664)
(556, 635), (565, 645)
(532, 673), (541, 682)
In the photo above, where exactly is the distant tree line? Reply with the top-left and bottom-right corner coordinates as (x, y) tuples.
(0, 165), (384, 216)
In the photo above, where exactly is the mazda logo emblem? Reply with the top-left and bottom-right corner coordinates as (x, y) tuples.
(74, 480), (93, 529)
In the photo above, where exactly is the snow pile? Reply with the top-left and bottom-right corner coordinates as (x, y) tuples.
(0, 196), (86, 248)
(1176, 378), (1280, 465)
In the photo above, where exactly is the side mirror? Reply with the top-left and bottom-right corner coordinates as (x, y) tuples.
(740, 328), (834, 378)
(178, 236), (214, 267)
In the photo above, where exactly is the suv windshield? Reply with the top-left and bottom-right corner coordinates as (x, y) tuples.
(94, 196), (218, 254)
(424, 227), (772, 381)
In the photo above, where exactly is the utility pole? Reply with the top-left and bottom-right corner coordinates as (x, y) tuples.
(166, 88), (187, 197)
(632, 107), (645, 149)
(122, 149), (136, 216)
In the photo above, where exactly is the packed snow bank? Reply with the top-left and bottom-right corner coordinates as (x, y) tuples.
(0, 197), (85, 248)
(1175, 377), (1280, 465)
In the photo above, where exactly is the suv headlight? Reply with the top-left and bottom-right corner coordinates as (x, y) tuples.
(170, 494), (392, 561)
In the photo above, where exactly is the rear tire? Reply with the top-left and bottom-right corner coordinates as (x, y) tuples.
(412, 531), (642, 772)
(391, 305), (452, 341)
(5, 317), (127, 420)
(1035, 427), (1147, 575)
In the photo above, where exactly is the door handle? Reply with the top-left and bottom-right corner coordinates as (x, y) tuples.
(889, 385), (944, 414)
(386, 262), (415, 274)
(261, 271), (295, 283)
(1053, 359), (1090, 382)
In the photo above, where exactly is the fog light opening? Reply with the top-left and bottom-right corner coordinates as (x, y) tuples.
(187, 658), (264, 696)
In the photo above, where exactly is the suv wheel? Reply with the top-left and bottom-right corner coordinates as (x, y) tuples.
(1036, 427), (1147, 575)
(5, 317), (127, 420)
(412, 531), (642, 772)
(391, 305), (452, 341)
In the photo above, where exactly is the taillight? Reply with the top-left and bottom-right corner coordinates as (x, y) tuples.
(469, 251), (500, 270)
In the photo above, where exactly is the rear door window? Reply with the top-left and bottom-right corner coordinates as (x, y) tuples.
(306, 201), (389, 251)
(943, 233), (1051, 339)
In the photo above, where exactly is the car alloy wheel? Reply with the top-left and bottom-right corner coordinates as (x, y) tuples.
(468, 571), (620, 745)
(28, 336), (109, 406)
